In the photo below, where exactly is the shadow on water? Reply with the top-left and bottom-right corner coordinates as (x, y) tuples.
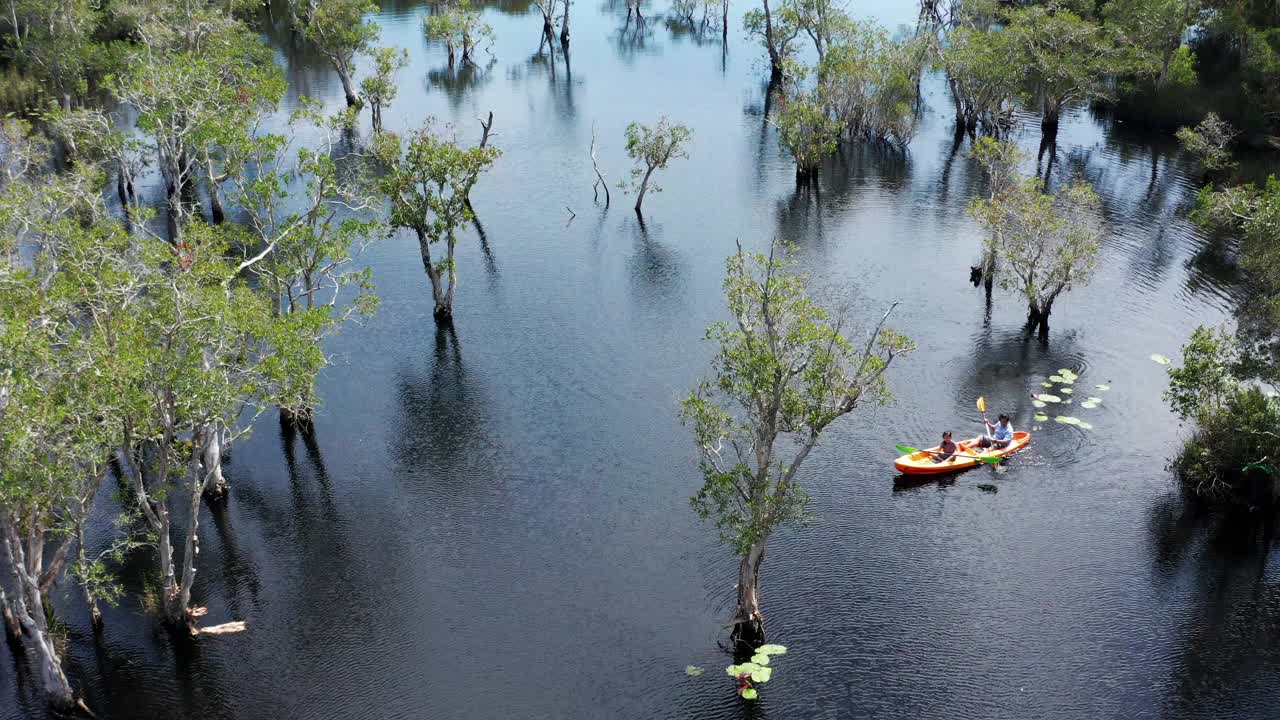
(1147, 493), (1280, 719)
(428, 59), (498, 109)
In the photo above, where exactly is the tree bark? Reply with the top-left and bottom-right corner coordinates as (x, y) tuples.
(763, 0), (782, 82)
(335, 61), (360, 108)
(1040, 96), (1060, 136)
(730, 541), (766, 654)
(199, 425), (228, 500)
(206, 160), (225, 225)
(0, 513), (76, 710)
(416, 229), (453, 321)
(1027, 301), (1051, 334)
(560, 0), (570, 48)
(634, 165), (655, 213)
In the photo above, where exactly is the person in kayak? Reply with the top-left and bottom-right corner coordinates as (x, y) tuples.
(932, 431), (958, 463)
(977, 414), (1014, 450)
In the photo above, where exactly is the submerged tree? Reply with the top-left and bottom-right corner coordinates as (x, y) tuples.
(422, 0), (493, 67)
(775, 94), (840, 182)
(375, 122), (500, 321)
(682, 240), (913, 651)
(623, 117), (692, 214)
(298, 0), (380, 108)
(1176, 112), (1238, 176)
(969, 154), (1103, 333)
(937, 25), (1019, 134)
(744, 0), (799, 82)
(361, 46), (410, 134)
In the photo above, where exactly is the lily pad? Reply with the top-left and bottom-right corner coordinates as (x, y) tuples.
(1086, 396), (1102, 404)
(755, 644), (787, 656)
(1061, 388), (1073, 394)
(1036, 394), (1061, 403)
(1058, 368), (1072, 375)
(1151, 354), (1171, 365)
(1042, 382), (1054, 388)
(1055, 415), (1082, 425)
(741, 688), (758, 700)
(1049, 375), (1065, 383)
(1059, 377), (1075, 384)
(750, 654), (770, 666)
(1095, 384), (1110, 391)
(1032, 400), (1046, 408)
(686, 665), (704, 676)
(1080, 401), (1099, 409)
(751, 667), (773, 683)
(1034, 413), (1048, 422)
(1077, 421), (1093, 430)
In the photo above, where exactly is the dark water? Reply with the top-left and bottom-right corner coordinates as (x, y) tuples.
(6, 1), (1280, 718)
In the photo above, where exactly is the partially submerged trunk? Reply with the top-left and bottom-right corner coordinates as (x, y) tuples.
(634, 165), (655, 213)
(198, 424), (228, 500)
(1040, 96), (1061, 136)
(1027, 299), (1051, 334)
(334, 58), (361, 108)
(730, 541), (766, 654)
(560, 0), (570, 48)
(763, 0), (782, 82)
(205, 159), (225, 225)
(0, 512), (76, 710)
(416, 229), (455, 321)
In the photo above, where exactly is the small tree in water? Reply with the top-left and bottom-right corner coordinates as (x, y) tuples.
(681, 240), (913, 651)
(298, 0), (380, 108)
(375, 122), (500, 322)
(969, 140), (1103, 333)
(1176, 112), (1238, 177)
(775, 94), (840, 183)
(361, 47), (410, 134)
(623, 117), (692, 214)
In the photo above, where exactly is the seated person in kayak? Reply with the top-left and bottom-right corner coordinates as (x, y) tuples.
(977, 414), (1014, 450)
(933, 431), (958, 463)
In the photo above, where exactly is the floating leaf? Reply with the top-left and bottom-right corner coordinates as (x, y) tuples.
(1036, 394), (1061, 403)
(741, 688), (758, 700)
(750, 654), (770, 666)
(1095, 384), (1110, 391)
(755, 644), (787, 656)
(1058, 368), (1072, 375)
(1059, 377), (1075, 384)
(736, 663), (761, 674)
(1061, 388), (1073, 394)
(1041, 382), (1054, 388)
(1077, 421), (1093, 430)
(751, 667), (773, 683)
(1080, 401), (1098, 409)
(1055, 416), (1081, 425)
(1150, 354), (1171, 365)
(726, 665), (741, 677)
(1049, 375), (1065, 382)
(686, 666), (704, 676)
(1032, 400), (1046, 408)
(1034, 413), (1048, 422)
(1086, 397), (1102, 404)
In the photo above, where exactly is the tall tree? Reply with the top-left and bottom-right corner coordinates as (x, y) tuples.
(744, 0), (799, 82)
(374, 123), (500, 322)
(422, 0), (492, 67)
(623, 117), (692, 213)
(360, 46), (409, 133)
(969, 146), (1103, 333)
(682, 240), (913, 650)
(298, 0), (380, 108)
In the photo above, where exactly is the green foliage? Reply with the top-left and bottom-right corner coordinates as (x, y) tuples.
(1165, 327), (1280, 502)
(775, 94), (840, 175)
(622, 117), (691, 209)
(682, 243), (912, 555)
(1001, 5), (1122, 124)
(299, 0), (380, 63)
(360, 46), (410, 132)
(422, 0), (493, 64)
(1175, 112), (1238, 174)
(969, 140), (1103, 323)
(937, 25), (1020, 132)
(743, 1), (801, 75)
(1165, 44), (1198, 86)
(725, 644), (788, 700)
(815, 22), (922, 146)
(968, 135), (1024, 198)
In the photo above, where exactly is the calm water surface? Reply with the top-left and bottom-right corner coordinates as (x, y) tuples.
(5, 1), (1280, 718)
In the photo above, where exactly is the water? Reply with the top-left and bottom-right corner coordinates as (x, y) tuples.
(5, 1), (1280, 718)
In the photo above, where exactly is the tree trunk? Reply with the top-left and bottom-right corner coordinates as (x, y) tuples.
(206, 160), (225, 225)
(0, 514), (76, 710)
(560, 0), (570, 48)
(730, 541), (766, 654)
(634, 165), (655, 213)
(1027, 301), (1050, 334)
(1040, 96), (1060, 136)
(199, 425), (228, 500)
(763, 0), (781, 81)
(417, 230), (453, 321)
(75, 521), (103, 633)
(336, 62), (360, 108)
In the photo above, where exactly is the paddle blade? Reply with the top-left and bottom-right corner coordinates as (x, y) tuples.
(976, 396), (986, 413)
(895, 445), (919, 454)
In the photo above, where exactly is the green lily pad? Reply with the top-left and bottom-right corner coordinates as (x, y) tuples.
(1059, 377), (1074, 384)
(751, 667), (773, 683)
(1042, 382), (1054, 388)
(1058, 368), (1072, 375)
(1034, 413), (1048, 421)
(1095, 384), (1110, 391)
(1055, 415), (1080, 425)
(1077, 421), (1093, 430)
(1036, 394), (1061, 403)
(686, 665), (704, 676)
(750, 654), (770, 666)
(741, 688), (758, 700)
(1151, 354), (1171, 365)
(1086, 397), (1102, 404)
(1049, 375), (1065, 382)
(1032, 400), (1046, 408)
(755, 644), (787, 656)
(1061, 388), (1073, 394)
(1080, 401), (1098, 409)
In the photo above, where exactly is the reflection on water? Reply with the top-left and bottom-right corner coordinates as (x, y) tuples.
(7, 0), (1279, 718)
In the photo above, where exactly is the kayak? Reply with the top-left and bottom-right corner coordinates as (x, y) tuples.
(893, 431), (1031, 475)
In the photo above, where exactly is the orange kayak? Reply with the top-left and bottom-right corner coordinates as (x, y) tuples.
(893, 431), (1031, 475)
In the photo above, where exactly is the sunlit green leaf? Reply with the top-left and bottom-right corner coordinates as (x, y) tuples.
(755, 644), (787, 656)
(1055, 416), (1080, 425)
(1042, 382), (1054, 387)
(1032, 400), (1046, 408)
(1036, 394), (1061, 402)
(1034, 413), (1048, 421)
(751, 667), (773, 683)
(686, 665), (704, 676)
(741, 688), (758, 700)
(1095, 384), (1109, 391)
(1150, 354), (1171, 365)
(1049, 375), (1064, 382)
(1077, 421), (1093, 430)
(1061, 388), (1073, 394)
(750, 654), (770, 666)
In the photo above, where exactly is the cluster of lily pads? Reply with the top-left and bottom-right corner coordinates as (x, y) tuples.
(685, 644), (788, 700)
(1030, 367), (1109, 430)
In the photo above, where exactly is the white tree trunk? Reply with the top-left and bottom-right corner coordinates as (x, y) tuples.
(0, 513), (76, 709)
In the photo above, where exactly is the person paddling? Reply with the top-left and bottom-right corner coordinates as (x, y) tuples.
(977, 413), (1014, 450)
